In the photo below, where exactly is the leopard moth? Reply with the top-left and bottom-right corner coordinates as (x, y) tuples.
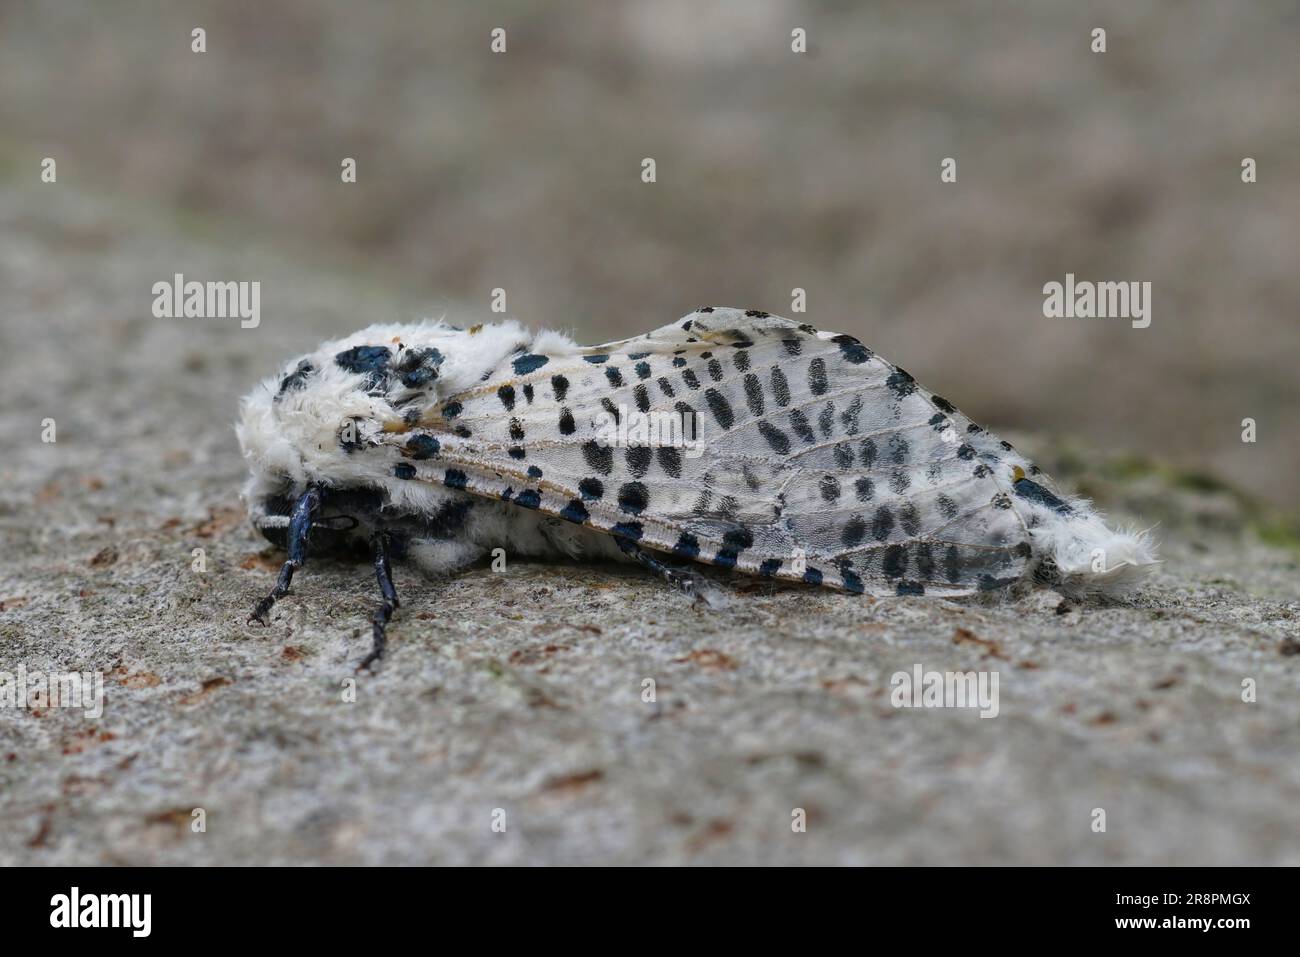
(236, 306), (1156, 668)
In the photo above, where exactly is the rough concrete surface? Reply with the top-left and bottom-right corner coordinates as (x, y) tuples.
(2, 183), (1298, 865)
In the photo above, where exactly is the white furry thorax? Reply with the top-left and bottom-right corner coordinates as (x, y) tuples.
(236, 319), (577, 504)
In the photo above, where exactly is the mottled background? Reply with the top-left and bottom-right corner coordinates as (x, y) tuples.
(1, 0), (1296, 501)
(1, 1), (1298, 867)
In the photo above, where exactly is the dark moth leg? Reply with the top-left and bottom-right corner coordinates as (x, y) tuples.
(248, 486), (322, 625)
(357, 531), (399, 673)
(614, 535), (702, 600)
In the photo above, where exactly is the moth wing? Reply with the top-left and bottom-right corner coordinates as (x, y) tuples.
(383, 307), (1031, 595)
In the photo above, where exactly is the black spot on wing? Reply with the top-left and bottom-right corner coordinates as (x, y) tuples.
(583, 441), (613, 475)
(770, 366), (791, 406)
(560, 499), (590, 523)
(405, 434), (440, 459)
(886, 368), (916, 398)
(832, 334), (872, 364)
(673, 533), (701, 559)
(807, 357), (829, 396)
(625, 446), (652, 477)
(789, 409), (816, 444)
(740, 375), (765, 416)
(704, 388), (735, 430)
(757, 421), (791, 455)
(617, 482), (649, 514)
(656, 447), (683, 478)
(872, 506), (894, 541)
(842, 516), (867, 547)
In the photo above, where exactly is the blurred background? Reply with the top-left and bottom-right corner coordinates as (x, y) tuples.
(1, 0), (1296, 504)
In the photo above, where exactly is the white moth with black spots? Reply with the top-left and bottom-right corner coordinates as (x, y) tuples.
(237, 307), (1157, 669)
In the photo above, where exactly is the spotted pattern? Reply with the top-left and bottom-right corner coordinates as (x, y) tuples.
(368, 307), (1038, 598)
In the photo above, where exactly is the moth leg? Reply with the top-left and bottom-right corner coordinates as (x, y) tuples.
(248, 486), (322, 625)
(357, 531), (399, 673)
(613, 536), (702, 600)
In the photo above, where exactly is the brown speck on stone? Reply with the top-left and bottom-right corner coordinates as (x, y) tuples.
(89, 546), (119, 567)
(120, 671), (161, 689)
(27, 807), (54, 848)
(541, 769), (604, 793)
(191, 505), (243, 538)
(240, 551), (283, 572)
(179, 676), (231, 705)
(953, 627), (1006, 659)
(674, 649), (737, 670)
(687, 819), (734, 852)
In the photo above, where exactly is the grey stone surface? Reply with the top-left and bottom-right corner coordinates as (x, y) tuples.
(2, 183), (1298, 865)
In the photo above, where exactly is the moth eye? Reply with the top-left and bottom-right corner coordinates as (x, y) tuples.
(1011, 465), (1026, 483)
